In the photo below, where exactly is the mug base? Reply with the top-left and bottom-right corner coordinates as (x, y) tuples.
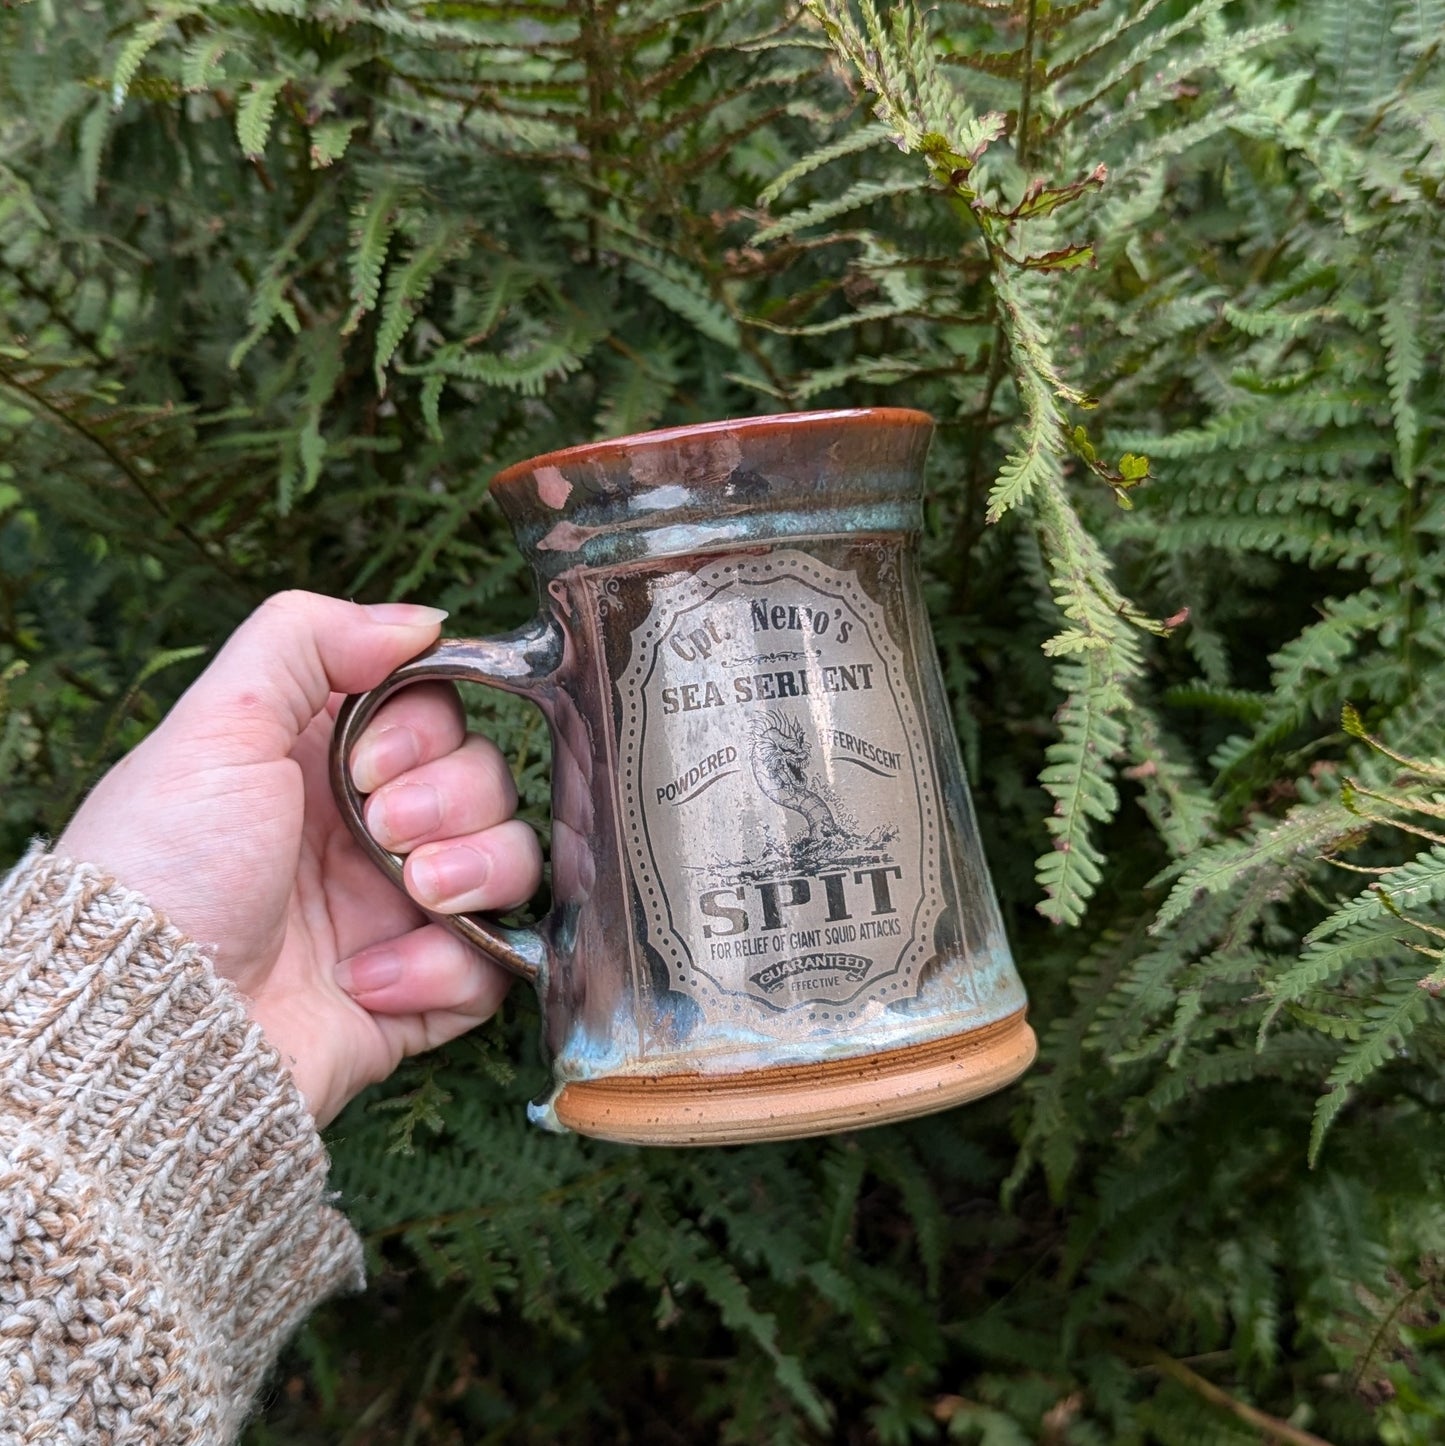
(550, 1008), (1037, 1146)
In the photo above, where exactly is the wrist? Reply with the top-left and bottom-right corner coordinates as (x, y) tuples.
(0, 845), (364, 1433)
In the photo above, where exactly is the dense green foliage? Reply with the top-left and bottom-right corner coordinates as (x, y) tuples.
(3, 0), (1444, 1439)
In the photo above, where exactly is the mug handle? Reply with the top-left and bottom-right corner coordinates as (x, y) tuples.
(327, 616), (564, 989)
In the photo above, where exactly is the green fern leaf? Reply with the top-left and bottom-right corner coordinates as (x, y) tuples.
(631, 1209), (830, 1429)
(419, 371), (445, 441)
(821, 1143), (866, 1264)
(112, 14), (176, 106)
(373, 220), (461, 388)
(1093, 944), (1192, 1058)
(751, 302), (921, 338)
(1052, 0), (1234, 134)
(1084, 19), (1293, 152)
(1213, 589), (1397, 792)
(228, 186), (332, 369)
(1380, 255), (1425, 483)
(1259, 845), (1445, 1030)
(343, 184), (400, 335)
(1267, 923), (1416, 1023)
(309, 117), (359, 169)
(1122, 705), (1214, 858)
(752, 176), (918, 244)
(987, 421), (1057, 523)
(78, 99), (113, 204)
(419, 323), (600, 398)
(235, 76), (286, 159)
(1221, 300), (1339, 337)
(1309, 981), (1431, 1164)
(594, 344), (681, 438)
(790, 354), (922, 400)
(1307, 847), (1445, 944)
(1152, 800), (1355, 933)
(869, 1136), (945, 1297)
(180, 34), (228, 93)
(622, 254), (739, 350)
(1145, 1036), (1338, 1112)
(1044, 0), (1169, 84)
(757, 120), (894, 206)
(1036, 655), (1127, 926)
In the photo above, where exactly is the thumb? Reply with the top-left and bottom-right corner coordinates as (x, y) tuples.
(166, 591), (448, 763)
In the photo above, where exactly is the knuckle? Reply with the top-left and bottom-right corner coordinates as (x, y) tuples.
(503, 816), (543, 862)
(257, 588), (314, 620)
(487, 748), (521, 808)
(464, 737), (518, 806)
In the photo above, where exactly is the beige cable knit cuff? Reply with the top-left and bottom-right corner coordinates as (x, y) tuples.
(0, 846), (365, 1444)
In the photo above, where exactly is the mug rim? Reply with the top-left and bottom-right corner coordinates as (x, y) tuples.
(489, 406), (934, 495)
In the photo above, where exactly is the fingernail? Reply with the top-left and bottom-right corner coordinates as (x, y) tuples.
(410, 846), (491, 908)
(370, 782), (442, 849)
(336, 948), (403, 995)
(364, 602), (450, 627)
(351, 724), (420, 794)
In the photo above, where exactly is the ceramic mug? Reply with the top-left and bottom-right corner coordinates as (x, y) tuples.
(329, 408), (1035, 1145)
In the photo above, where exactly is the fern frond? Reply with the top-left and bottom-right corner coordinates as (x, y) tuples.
(596, 236), (740, 349)
(1035, 653), (1127, 926)
(1152, 800), (1356, 933)
(1091, 942), (1194, 1058)
(629, 1203), (831, 1430)
(788, 353), (924, 400)
(308, 117), (359, 169)
(1221, 300), (1341, 339)
(750, 302), (924, 338)
(1044, 0), (1169, 84)
(1145, 1035), (1339, 1112)
(112, 13), (177, 106)
(1082, 20), (1294, 156)
(416, 323), (600, 398)
(1050, 0), (1232, 135)
(1266, 923), (1417, 1026)
(987, 418), (1057, 523)
(756, 120), (894, 206)
(228, 185), (334, 369)
(180, 33), (229, 93)
(593, 343), (682, 437)
(235, 75), (286, 159)
(753, 175), (918, 245)
(1213, 590), (1398, 792)
(868, 1135), (946, 1296)
(77, 99), (113, 205)
(373, 219), (462, 388)
(1308, 847), (1445, 945)
(802, 0), (1007, 174)
(1309, 979), (1432, 1164)
(343, 183), (401, 335)
(1380, 251), (1425, 483)
(1122, 705), (1214, 858)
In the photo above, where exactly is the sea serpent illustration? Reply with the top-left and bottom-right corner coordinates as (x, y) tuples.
(750, 710), (845, 847)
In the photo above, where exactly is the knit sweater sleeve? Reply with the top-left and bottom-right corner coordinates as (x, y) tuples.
(0, 846), (366, 1444)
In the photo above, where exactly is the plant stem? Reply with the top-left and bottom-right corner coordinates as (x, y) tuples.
(1143, 1349), (1336, 1446)
(1015, 0), (1039, 169)
(0, 369), (230, 578)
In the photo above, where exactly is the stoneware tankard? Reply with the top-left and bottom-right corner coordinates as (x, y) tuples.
(329, 408), (1035, 1145)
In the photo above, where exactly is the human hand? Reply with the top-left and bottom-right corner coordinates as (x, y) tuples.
(58, 591), (543, 1127)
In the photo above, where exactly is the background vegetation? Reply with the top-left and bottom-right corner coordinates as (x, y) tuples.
(3, 0), (1444, 1440)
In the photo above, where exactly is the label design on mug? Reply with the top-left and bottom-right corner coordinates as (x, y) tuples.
(613, 551), (947, 1023)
